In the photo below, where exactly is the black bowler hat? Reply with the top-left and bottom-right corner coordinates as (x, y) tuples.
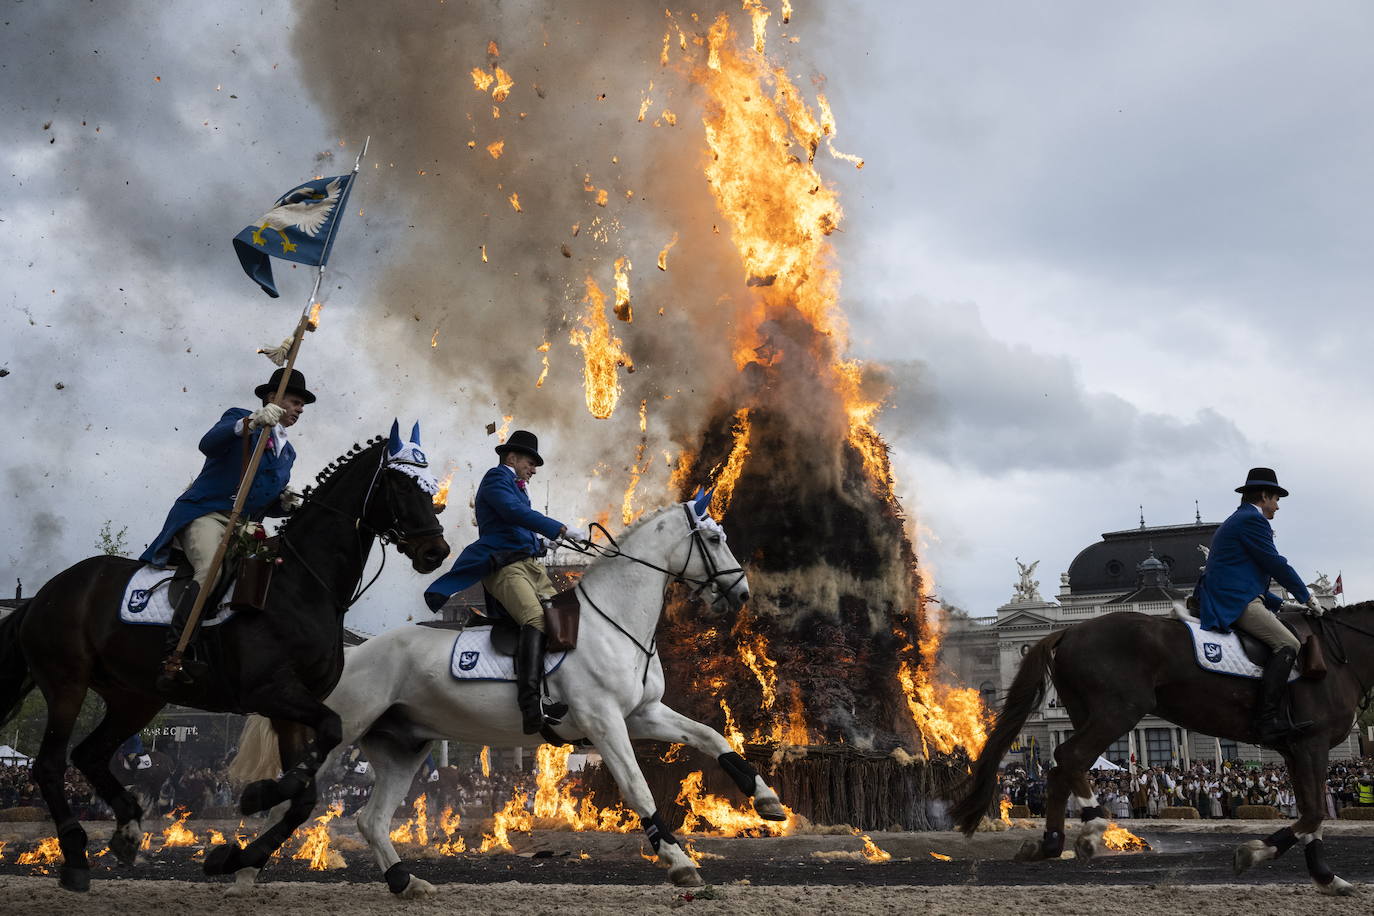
(495, 429), (544, 466)
(1235, 467), (1288, 498)
(255, 367), (317, 404)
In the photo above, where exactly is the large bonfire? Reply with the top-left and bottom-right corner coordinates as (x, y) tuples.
(295, 2), (987, 760)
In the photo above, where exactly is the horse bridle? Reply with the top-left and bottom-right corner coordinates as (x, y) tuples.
(280, 449), (443, 610)
(572, 503), (746, 603)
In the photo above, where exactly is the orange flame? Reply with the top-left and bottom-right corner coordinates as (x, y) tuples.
(435, 806), (467, 855)
(480, 746), (491, 778)
(657, 232), (679, 271)
(389, 794), (430, 847)
(433, 470), (454, 509)
(307, 302), (323, 330)
(16, 837), (62, 865)
(486, 139), (505, 160)
(676, 770), (794, 837)
(479, 790), (532, 853)
(430, 328), (440, 348)
(569, 276), (634, 419)
(496, 415), (513, 441)
(1103, 823), (1150, 852)
(707, 408), (751, 516)
(160, 807), (198, 847)
(853, 829), (892, 862)
(491, 65), (515, 102)
(470, 67), (495, 92)
(293, 801), (345, 870)
(930, 851), (952, 861)
(612, 256), (632, 322)
(508, 192), (522, 212)
(999, 798), (1013, 824)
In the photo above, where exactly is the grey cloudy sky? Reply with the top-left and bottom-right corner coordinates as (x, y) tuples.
(2, 1), (1371, 631)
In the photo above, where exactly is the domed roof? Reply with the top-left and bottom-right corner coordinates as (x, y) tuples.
(1066, 522), (1219, 596)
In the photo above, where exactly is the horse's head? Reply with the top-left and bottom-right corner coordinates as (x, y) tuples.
(364, 420), (450, 572)
(668, 489), (750, 612)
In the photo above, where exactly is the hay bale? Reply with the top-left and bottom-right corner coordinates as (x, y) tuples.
(1233, 804), (1281, 819)
(1008, 804), (1031, 818)
(1159, 806), (1199, 819)
(0, 806), (47, 822)
(1338, 806), (1374, 820)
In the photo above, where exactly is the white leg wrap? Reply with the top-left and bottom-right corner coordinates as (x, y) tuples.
(224, 867), (260, 898)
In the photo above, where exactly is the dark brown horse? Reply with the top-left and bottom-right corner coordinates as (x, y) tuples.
(0, 433), (448, 892)
(951, 605), (1374, 896)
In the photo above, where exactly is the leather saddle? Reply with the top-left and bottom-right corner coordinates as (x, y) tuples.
(147, 550), (238, 618)
(1181, 598), (1326, 677)
(420, 586), (581, 654)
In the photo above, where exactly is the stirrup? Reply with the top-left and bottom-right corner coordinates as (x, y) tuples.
(541, 697), (569, 726)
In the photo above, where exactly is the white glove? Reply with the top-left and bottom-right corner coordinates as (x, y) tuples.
(249, 403), (284, 429)
(1307, 596), (1326, 617)
(280, 488), (303, 512)
(562, 525), (589, 544)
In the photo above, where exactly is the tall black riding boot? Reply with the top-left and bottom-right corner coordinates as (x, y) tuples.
(515, 625), (569, 734)
(155, 582), (210, 693)
(1253, 647), (1309, 745)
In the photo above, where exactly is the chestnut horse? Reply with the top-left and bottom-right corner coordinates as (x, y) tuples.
(951, 605), (1374, 895)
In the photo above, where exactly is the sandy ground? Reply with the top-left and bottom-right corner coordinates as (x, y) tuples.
(2, 818), (1372, 914)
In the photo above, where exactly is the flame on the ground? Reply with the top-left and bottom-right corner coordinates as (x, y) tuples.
(433, 469), (454, 509)
(480, 745), (491, 778)
(16, 836), (61, 865)
(390, 794), (430, 847)
(569, 276), (634, 419)
(208, 829), (227, 846)
(930, 851), (952, 861)
(1103, 822), (1150, 852)
(160, 807), (198, 847)
(486, 139), (505, 160)
(431, 328), (440, 348)
(293, 801), (346, 870)
(852, 829), (892, 862)
(478, 790), (532, 853)
(999, 798), (1013, 825)
(435, 805), (467, 854)
(676, 769), (794, 837)
(532, 745), (637, 832)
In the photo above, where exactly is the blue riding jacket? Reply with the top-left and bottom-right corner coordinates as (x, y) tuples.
(1196, 503), (1311, 633)
(139, 408), (295, 567)
(424, 464), (566, 610)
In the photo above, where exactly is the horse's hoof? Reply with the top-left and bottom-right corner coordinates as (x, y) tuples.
(1014, 839), (1044, 862)
(754, 796), (787, 821)
(1317, 875), (1355, 897)
(109, 822), (142, 866)
(224, 867), (260, 898)
(1073, 835), (1097, 861)
(1233, 839), (1269, 876)
(240, 779), (282, 815)
(668, 864), (705, 887)
(204, 842), (243, 876)
(59, 865), (91, 893)
(398, 876), (438, 898)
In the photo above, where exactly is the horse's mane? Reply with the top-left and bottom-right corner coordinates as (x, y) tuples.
(609, 502), (687, 542)
(277, 435), (386, 535)
(1336, 600), (1374, 614)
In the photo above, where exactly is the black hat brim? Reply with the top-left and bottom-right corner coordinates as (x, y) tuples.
(255, 382), (317, 404)
(1236, 484), (1289, 498)
(495, 444), (543, 466)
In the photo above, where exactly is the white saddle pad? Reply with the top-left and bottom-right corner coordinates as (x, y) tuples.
(449, 628), (565, 681)
(1181, 618), (1297, 681)
(119, 564), (236, 628)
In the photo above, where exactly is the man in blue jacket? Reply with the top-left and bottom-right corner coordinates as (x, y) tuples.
(425, 430), (586, 734)
(141, 367), (313, 689)
(1196, 467), (1322, 744)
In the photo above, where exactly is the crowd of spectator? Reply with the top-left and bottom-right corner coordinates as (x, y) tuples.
(1000, 758), (1374, 819)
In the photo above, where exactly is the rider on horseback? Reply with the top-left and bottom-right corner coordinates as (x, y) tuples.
(424, 430), (586, 734)
(140, 367), (314, 691)
(1195, 467), (1322, 745)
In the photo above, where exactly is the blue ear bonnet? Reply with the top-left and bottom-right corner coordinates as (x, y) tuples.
(388, 419), (403, 455)
(691, 487), (714, 518)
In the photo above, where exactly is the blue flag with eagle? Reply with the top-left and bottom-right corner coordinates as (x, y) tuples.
(232, 174), (355, 297)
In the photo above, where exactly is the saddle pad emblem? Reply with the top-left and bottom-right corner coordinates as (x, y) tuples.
(449, 629), (565, 681)
(118, 564), (235, 629)
(1204, 642), (1223, 663)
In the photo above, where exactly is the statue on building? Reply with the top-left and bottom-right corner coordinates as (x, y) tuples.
(1309, 572), (1335, 597)
(1013, 557), (1042, 603)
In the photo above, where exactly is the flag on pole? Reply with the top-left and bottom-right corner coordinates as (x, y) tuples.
(1335, 573), (1344, 596)
(232, 174), (356, 297)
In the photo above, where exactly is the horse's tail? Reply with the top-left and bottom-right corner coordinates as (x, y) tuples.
(0, 601), (35, 728)
(950, 629), (1065, 835)
(227, 714), (282, 785)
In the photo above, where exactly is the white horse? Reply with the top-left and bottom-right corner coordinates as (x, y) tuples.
(234, 499), (786, 896)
